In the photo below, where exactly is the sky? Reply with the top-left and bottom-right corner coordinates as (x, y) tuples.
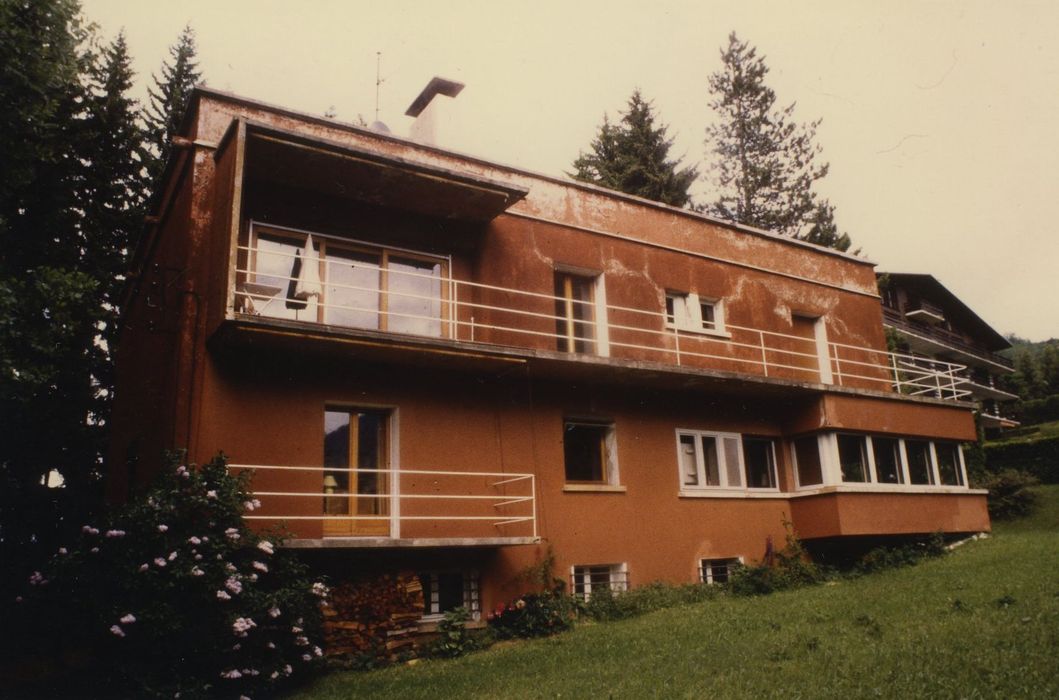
(82, 0), (1059, 341)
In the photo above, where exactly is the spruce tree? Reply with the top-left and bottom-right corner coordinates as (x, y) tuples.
(144, 25), (202, 188)
(705, 32), (852, 250)
(572, 89), (699, 208)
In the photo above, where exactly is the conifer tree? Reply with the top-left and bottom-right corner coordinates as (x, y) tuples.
(144, 25), (202, 188)
(572, 90), (699, 208)
(705, 33), (852, 251)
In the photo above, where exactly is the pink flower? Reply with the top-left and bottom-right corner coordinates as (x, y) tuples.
(225, 577), (242, 594)
(138, 564), (149, 572)
(105, 530), (125, 538)
(313, 646), (322, 657)
(302, 654), (311, 662)
(58, 547), (68, 555)
(252, 561), (268, 573)
(120, 613), (136, 624)
(90, 547), (99, 553)
(311, 582), (328, 597)
(110, 625), (125, 638)
(268, 606), (281, 618)
(267, 642), (276, 649)
(168, 551), (178, 561)
(216, 590), (231, 601)
(188, 536), (201, 545)
(157, 524), (169, 533)
(191, 567), (204, 577)
(206, 490), (217, 499)
(224, 527), (240, 541)
(28, 571), (45, 586)
(257, 540), (275, 555)
(154, 558), (166, 568)
(220, 669), (242, 679)
(294, 635), (308, 646)
(232, 617), (257, 637)
(283, 664), (292, 675)
(82, 525), (99, 535)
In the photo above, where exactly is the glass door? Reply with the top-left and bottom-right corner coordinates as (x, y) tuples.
(323, 408), (391, 536)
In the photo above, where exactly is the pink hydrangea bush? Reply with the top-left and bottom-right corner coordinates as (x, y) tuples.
(13, 454), (326, 698)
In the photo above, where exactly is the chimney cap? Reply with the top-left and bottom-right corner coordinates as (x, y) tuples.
(405, 76), (465, 117)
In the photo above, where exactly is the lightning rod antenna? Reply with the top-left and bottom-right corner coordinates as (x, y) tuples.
(374, 51), (382, 123)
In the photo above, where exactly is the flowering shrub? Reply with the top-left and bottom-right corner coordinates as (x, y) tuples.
(488, 591), (578, 639)
(10, 454), (325, 698)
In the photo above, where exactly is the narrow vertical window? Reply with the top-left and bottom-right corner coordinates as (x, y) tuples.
(871, 437), (903, 484)
(905, 439), (935, 485)
(837, 434), (869, 483)
(934, 442), (964, 486)
(794, 436), (823, 487)
(555, 272), (596, 353)
(742, 437), (777, 489)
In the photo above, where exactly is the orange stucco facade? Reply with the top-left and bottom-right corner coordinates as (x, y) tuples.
(110, 88), (989, 619)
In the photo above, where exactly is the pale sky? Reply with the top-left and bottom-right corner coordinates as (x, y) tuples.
(83, 0), (1059, 341)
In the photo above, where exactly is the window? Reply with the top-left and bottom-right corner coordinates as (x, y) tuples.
(418, 570), (480, 620)
(677, 432), (778, 491)
(793, 436), (823, 486)
(323, 408), (390, 537)
(555, 272), (596, 353)
(934, 442), (965, 486)
(742, 437), (778, 489)
(563, 421), (618, 484)
(243, 225), (447, 337)
(699, 558), (741, 584)
(871, 436), (903, 484)
(665, 292), (724, 334)
(571, 564), (628, 600)
(837, 434), (870, 483)
(905, 439), (935, 485)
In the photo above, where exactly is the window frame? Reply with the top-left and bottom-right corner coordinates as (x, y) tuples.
(699, 557), (743, 585)
(675, 429), (780, 493)
(562, 419), (620, 486)
(417, 569), (480, 622)
(571, 563), (628, 600)
(664, 291), (728, 336)
(243, 222), (452, 336)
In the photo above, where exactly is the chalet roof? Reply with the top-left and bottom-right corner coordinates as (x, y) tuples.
(878, 272), (1010, 352)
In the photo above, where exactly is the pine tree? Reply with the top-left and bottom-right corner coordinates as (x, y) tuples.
(144, 25), (202, 188)
(572, 89), (699, 208)
(705, 33), (852, 250)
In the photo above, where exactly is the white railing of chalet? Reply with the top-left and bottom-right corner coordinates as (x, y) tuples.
(234, 243), (971, 401)
(227, 464), (537, 540)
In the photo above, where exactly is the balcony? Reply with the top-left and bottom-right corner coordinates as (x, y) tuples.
(229, 229), (970, 403)
(904, 300), (946, 325)
(228, 463), (537, 546)
(883, 308), (1013, 372)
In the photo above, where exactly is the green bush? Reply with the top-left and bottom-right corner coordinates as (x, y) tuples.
(581, 581), (719, 621)
(730, 519), (823, 596)
(1015, 394), (1059, 425)
(9, 454), (325, 698)
(428, 607), (482, 658)
(983, 435), (1059, 483)
(974, 469), (1040, 520)
(855, 533), (946, 574)
(488, 590), (578, 639)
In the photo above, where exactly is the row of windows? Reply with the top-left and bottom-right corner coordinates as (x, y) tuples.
(562, 419), (968, 492)
(570, 559), (742, 601)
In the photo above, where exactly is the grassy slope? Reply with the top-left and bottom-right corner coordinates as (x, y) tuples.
(293, 486), (1059, 699)
(987, 419), (1059, 445)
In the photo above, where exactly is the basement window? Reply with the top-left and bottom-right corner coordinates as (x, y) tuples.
(699, 558), (742, 585)
(418, 570), (480, 621)
(571, 563), (628, 600)
(563, 420), (618, 484)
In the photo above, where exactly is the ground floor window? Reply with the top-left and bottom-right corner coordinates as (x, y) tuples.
(699, 558), (741, 584)
(675, 430), (778, 491)
(571, 563), (628, 600)
(564, 420), (619, 484)
(417, 570), (480, 621)
(793, 435), (823, 487)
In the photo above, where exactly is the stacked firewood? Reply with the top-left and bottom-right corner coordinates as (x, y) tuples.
(321, 571), (425, 661)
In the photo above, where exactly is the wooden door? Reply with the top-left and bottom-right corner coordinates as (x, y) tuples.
(323, 409), (391, 536)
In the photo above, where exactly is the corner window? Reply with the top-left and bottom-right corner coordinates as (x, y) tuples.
(571, 563), (628, 600)
(871, 436), (903, 484)
(837, 434), (870, 483)
(563, 420), (618, 484)
(793, 436), (823, 487)
(700, 558), (741, 584)
(665, 292), (724, 334)
(418, 570), (480, 621)
(905, 439), (935, 485)
(934, 442), (965, 486)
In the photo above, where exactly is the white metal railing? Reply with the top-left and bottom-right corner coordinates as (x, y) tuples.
(227, 464), (537, 541)
(233, 241), (970, 402)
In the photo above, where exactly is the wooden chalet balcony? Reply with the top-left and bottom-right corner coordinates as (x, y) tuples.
(229, 232), (971, 402)
(228, 463), (537, 546)
(883, 308), (1014, 372)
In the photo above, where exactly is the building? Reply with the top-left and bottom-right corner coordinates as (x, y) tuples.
(878, 272), (1019, 432)
(109, 85), (989, 636)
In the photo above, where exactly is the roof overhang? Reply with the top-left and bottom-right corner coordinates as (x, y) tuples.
(242, 120), (529, 223)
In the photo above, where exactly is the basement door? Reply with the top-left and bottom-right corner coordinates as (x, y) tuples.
(323, 408), (391, 537)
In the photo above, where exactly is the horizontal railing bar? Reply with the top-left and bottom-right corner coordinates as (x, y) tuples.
(229, 464), (532, 477)
(252, 491), (530, 501)
(244, 515), (534, 522)
(492, 475), (532, 485)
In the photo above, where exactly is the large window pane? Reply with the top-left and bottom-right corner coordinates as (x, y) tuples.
(702, 436), (721, 486)
(906, 440), (935, 485)
(564, 422), (609, 482)
(325, 248), (380, 329)
(678, 434), (699, 487)
(323, 411), (351, 514)
(935, 442), (964, 486)
(794, 437), (823, 486)
(254, 233), (319, 321)
(387, 256), (442, 336)
(837, 434), (869, 483)
(723, 437), (743, 488)
(872, 437), (903, 484)
(743, 438), (777, 489)
(555, 273), (596, 353)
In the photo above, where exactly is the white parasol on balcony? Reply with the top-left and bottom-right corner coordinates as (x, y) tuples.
(293, 234), (322, 300)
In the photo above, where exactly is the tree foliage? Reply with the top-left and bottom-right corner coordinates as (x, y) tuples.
(572, 89), (699, 207)
(1001, 336), (1059, 402)
(144, 24), (202, 188)
(704, 32), (851, 251)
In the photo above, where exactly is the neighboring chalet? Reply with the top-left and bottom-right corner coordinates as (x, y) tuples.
(110, 85), (989, 635)
(878, 272), (1019, 432)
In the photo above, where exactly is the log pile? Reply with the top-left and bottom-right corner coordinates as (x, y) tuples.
(321, 571), (425, 662)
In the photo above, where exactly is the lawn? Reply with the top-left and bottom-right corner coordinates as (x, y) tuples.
(292, 486), (1059, 699)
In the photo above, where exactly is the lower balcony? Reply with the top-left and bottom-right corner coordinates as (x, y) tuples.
(227, 463), (538, 547)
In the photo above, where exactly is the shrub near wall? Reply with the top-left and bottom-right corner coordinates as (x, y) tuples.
(983, 436), (1059, 483)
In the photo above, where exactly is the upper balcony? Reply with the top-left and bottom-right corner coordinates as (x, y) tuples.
(221, 222), (971, 404)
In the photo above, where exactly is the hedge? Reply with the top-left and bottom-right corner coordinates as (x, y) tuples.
(983, 435), (1059, 483)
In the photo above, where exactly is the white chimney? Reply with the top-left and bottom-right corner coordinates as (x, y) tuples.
(405, 76), (464, 146)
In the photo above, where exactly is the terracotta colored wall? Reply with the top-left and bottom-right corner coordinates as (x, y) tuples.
(790, 491), (990, 539)
(822, 394), (977, 441)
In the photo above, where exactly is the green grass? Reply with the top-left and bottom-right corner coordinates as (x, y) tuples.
(987, 419), (1059, 445)
(292, 486), (1059, 699)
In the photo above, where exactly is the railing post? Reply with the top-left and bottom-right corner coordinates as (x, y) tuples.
(391, 468), (401, 539)
(831, 343), (843, 386)
(531, 474), (537, 540)
(759, 331), (768, 376)
(934, 362), (943, 399)
(674, 328), (681, 365)
(890, 353), (900, 392)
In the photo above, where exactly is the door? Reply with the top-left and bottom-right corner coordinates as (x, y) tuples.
(323, 408), (391, 536)
(790, 314), (832, 383)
